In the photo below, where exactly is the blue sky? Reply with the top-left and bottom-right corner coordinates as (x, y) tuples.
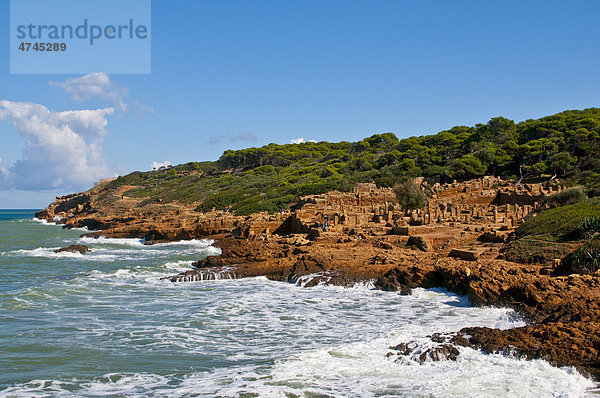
(0, 0), (599, 208)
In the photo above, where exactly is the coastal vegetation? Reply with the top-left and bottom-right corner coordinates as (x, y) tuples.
(503, 196), (600, 266)
(98, 108), (600, 215)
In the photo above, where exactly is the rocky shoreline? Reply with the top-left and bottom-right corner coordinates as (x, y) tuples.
(162, 234), (600, 379)
(35, 178), (600, 381)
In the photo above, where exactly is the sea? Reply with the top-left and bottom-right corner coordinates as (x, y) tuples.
(0, 209), (596, 397)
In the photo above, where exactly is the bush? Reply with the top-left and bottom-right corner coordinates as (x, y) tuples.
(197, 190), (246, 212)
(393, 178), (427, 212)
(253, 165), (275, 175)
(296, 180), (338, 196)
(588, 187), (600, 198)
(546, 186), (587, 208)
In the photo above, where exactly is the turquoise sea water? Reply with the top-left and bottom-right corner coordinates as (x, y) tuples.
(0, 210), (595, 397)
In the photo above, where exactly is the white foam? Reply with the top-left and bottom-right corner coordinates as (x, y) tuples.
(151, 238), (215, 248)
(8, 247), (120, 262)
(78, 236), (146, 247)
(293, 273), (376, 289)
(162, 260), (196, 271)
(77, 236), (221, 255)
(6, 240), (219, 263)
(89, 260), (196, 283)
(30, 217), (90, 231)
(294, 271), (334, 286)
(3, 356), (593, 398)
(260, 343), (595, 397)
(31, 217), (65, 227)
(77, 236), (217, 250)
(70, 226), (90, 232)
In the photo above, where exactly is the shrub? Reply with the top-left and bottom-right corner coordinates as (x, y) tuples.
(393, 178), (427, 212)
(546, 186), (587, 208)
(588, 187), (600, 198)
(374, 176), (397, 188)
(253, 165), (275, 175)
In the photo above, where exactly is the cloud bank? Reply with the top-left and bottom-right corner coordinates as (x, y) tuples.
(0, 100), (114, 191)
(50, 72), (129, 111)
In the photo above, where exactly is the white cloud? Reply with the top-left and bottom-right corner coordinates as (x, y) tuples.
(290, 137), (316, 144)
(151, 160), (173, 170)
(0, 100), (114, 191)
(0, 158), (8, 178)
(50, 72), (129, 111)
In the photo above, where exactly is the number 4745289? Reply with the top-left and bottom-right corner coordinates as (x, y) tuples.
(18, 42), (67, 51)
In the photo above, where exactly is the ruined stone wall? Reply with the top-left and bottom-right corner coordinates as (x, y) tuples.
(243, 178), (561, 237)
(422, 177), (559, 226)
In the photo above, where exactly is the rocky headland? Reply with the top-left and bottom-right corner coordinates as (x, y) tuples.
(36, 176), (600, 380)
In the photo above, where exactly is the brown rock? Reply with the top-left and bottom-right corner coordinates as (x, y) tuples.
(449, 248), (479, 261)
(54, 244), (90, 254)
(406, 235), (430, 251)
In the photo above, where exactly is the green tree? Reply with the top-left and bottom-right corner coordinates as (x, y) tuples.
(393, 178), (427, 212)
(450, 155), (487, 178)
(548, 152), (577, 177)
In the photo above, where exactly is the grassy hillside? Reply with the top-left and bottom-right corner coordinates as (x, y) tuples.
(97, 108), (600, 215)
(515, 197), (600, 241)
(503, 197), (600, 265)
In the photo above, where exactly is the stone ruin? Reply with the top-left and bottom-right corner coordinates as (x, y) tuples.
(422, 176), (561, 228)
(238, 178), (563, 238)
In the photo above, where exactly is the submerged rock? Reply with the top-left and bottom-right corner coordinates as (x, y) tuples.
(54, 244), (90, 254)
